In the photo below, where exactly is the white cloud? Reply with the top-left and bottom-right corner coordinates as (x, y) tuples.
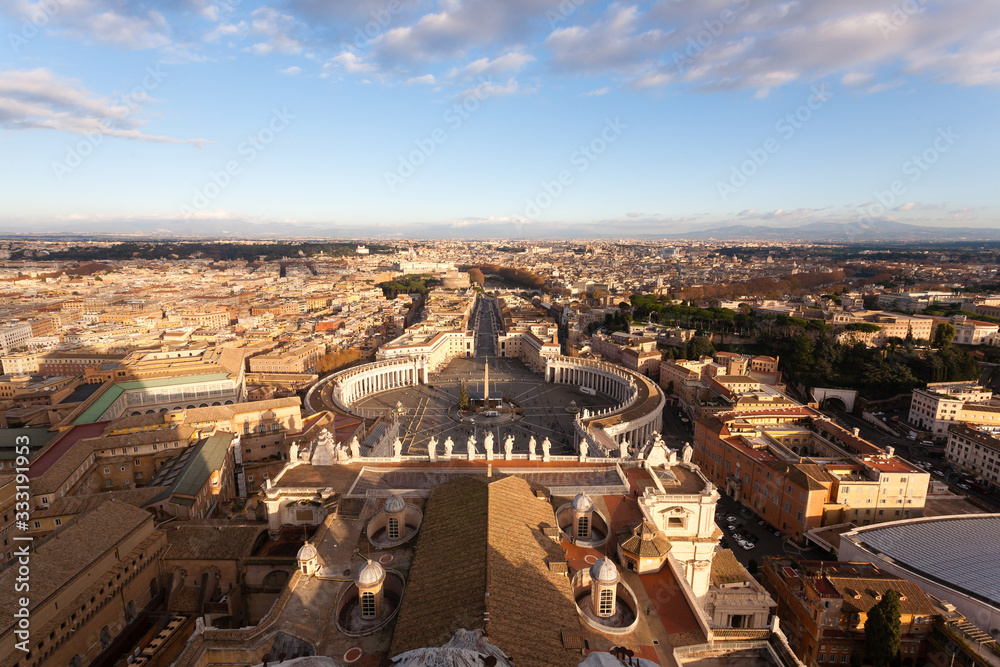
(841, 71), (874, 86)
(326, 51), (378, 75)
(280, 65), (302, 76)
(204, 21), (247, 43)
(583, 86), (610, 96)
(447, 51), (535, 79)
(0, 68), (212, 146)
(405, 74), (436, 84)
(249, 6), (304, 55)
(458, 77), (534, 98)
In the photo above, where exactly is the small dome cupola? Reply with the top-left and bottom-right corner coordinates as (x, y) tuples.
(572, 492), (595, 540)
(297, 541), (319, 576)
(383, 494), (407, 541)
(384, 494), (406, 514)
(590, 558), (620, 618)
(356, 559), (386, 619)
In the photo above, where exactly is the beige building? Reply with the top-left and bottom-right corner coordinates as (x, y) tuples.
(946, 423), (1000, 492)
(248, 342), (324, 374)
(908, 381), (995, 440)
(0, 499), (167, 667)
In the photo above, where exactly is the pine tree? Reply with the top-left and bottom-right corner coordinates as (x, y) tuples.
(458, 380), (470, 411)
(865, 591), (902, 667)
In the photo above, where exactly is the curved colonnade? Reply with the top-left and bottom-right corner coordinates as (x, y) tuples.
(308, 352), (663, 459)
(546, 355), (665, 453)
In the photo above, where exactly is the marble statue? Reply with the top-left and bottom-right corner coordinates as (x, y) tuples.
(504, 435), (514, 459)
(444, 436), (454, 458)
(289, 442), (299, 461)
(579, 440), (588, 460)
(349, 436), (360, 460)
(528, 436), (537, 458)
(619, 438), (629, 460)
(542, 437), (551, 461)
(682, 442), (693, 463)
(393, 438), (403, 459)
(484, 432), (494, 455)
(428, 436), (438, 461)
(467, 435), (477, 460)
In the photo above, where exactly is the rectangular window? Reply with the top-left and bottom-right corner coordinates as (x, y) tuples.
(54, 518), (62, 526)
(599, 588), (614, 615)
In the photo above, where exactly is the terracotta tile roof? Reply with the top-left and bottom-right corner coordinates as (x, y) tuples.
(32, 486), (168, 518)
(826, 576), (936, 616)
(0, 499), (153, 622)
(163, 523), (266, 561)
(616, 519), (672, 559)
(710, 548), (751, 586)
(389, 476), (584, 667)
(389, 476), (489, 655)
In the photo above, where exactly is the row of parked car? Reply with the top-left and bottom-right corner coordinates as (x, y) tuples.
(716, 505), (786, 552)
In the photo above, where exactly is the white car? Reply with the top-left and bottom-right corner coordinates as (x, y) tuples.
(735, 539), (748, 548)
(742, 542), (755, 551)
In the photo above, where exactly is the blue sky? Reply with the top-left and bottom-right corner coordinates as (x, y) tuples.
(0, 0), (998, 237)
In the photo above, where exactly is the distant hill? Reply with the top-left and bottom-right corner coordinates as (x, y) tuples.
(664, 220), (1000, 242)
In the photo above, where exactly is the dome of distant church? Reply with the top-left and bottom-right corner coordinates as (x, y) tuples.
(571, 492), (594, 513)
(590, 557), (619, 584)
(383, 494), (406, 513)
(357, 559), (386, 586)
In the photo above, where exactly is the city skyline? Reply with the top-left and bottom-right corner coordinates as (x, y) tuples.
(1, 0), (999, 236)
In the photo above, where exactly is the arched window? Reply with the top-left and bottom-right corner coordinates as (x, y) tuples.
(387, 517), (400, 540)
(599, 588), (614, 616)
(361, 591), (376, 619)
(577, 516), (589, 539)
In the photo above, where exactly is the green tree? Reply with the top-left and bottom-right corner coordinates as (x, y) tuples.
(933, 322), (956, 348)
(791, 334), (815, 371)
(865, 591), (902, 667)
(686, 335), (715, 360)
(458, 380), (470, 410)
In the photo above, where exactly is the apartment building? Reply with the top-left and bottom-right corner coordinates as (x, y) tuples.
(0, 322), (32, 355)
(949, 314), (998, 346)
(763, 558), (936, 667)
(37, 350), (128, 376)
(908, 381), (995, 440)
(247, 342), (324, 374)
(830, 311), (934, 346)
(377, 329), (475, 372)
(693, 411), (928, 541)
(0, 500), (168, 667)
(946, 423), (1000, 491)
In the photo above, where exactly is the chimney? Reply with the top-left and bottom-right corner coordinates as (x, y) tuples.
(852, 427), (860, 437)
(886, 446), (894, 458)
